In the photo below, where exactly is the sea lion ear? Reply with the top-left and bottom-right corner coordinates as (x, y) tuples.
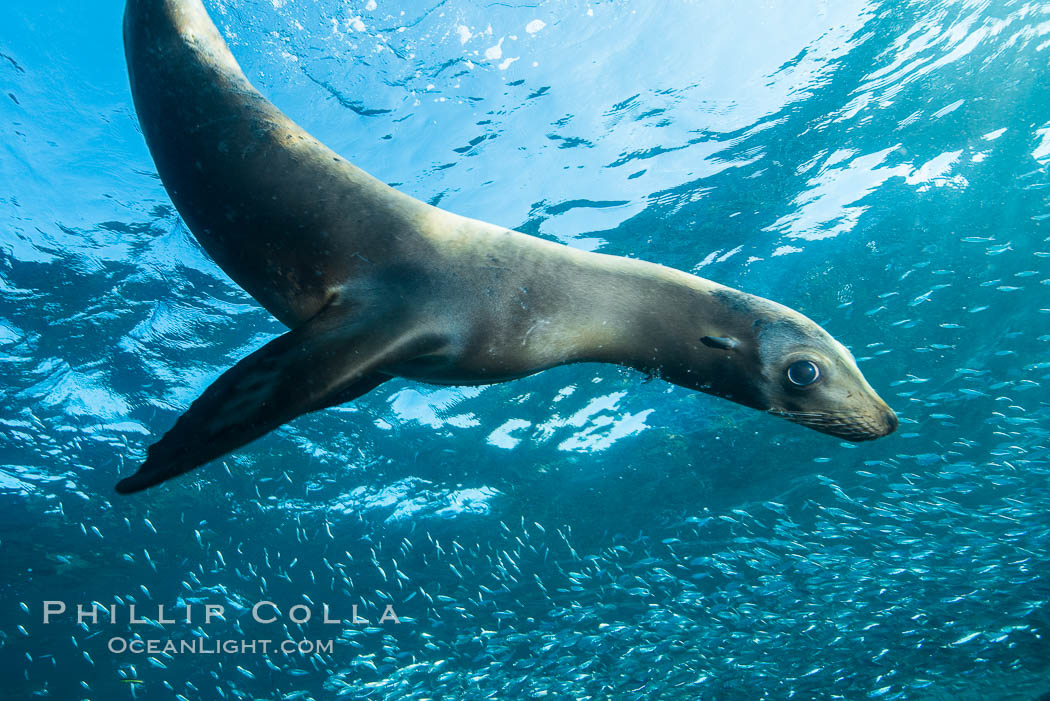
(701, 336), (740, 351)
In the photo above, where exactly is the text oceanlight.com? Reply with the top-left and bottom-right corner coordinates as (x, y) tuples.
(108, 637), (335, 655)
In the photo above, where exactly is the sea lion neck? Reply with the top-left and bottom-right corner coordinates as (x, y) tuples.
(559, 253), (735, 372)
(548, 253), (768, 409)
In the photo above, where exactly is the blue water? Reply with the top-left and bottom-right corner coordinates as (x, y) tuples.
(3, 0), (1050, 698)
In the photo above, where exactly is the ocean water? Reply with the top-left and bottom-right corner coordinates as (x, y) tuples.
(2, 0), (1050, 698)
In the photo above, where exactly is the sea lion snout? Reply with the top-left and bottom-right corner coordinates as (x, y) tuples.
(840, 403), (899, 442)
(844, 403), (899, 442)
(764, 371), (898, 442)
(768, 403), (897, 442)
(882, 406), (899, 436)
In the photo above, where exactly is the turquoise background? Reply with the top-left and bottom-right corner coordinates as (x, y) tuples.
(2, 0), (1049, 698)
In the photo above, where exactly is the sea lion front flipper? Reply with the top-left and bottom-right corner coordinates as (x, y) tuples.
(115, 304), (426, 494)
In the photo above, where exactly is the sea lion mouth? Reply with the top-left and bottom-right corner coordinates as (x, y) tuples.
(768, 409), (897, 442)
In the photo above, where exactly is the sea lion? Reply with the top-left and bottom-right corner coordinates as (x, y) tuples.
(115, 0), (897, 494)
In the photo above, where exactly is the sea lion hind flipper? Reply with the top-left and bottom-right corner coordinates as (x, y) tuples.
(114, 307), (420, 494)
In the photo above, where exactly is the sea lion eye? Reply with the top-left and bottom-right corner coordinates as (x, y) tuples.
(787, 360), (820, 387)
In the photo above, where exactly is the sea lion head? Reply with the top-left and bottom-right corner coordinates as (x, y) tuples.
(677, 287), (898, 442)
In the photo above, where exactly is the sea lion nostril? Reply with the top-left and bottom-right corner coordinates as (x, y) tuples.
(885, 410), (899, 434)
